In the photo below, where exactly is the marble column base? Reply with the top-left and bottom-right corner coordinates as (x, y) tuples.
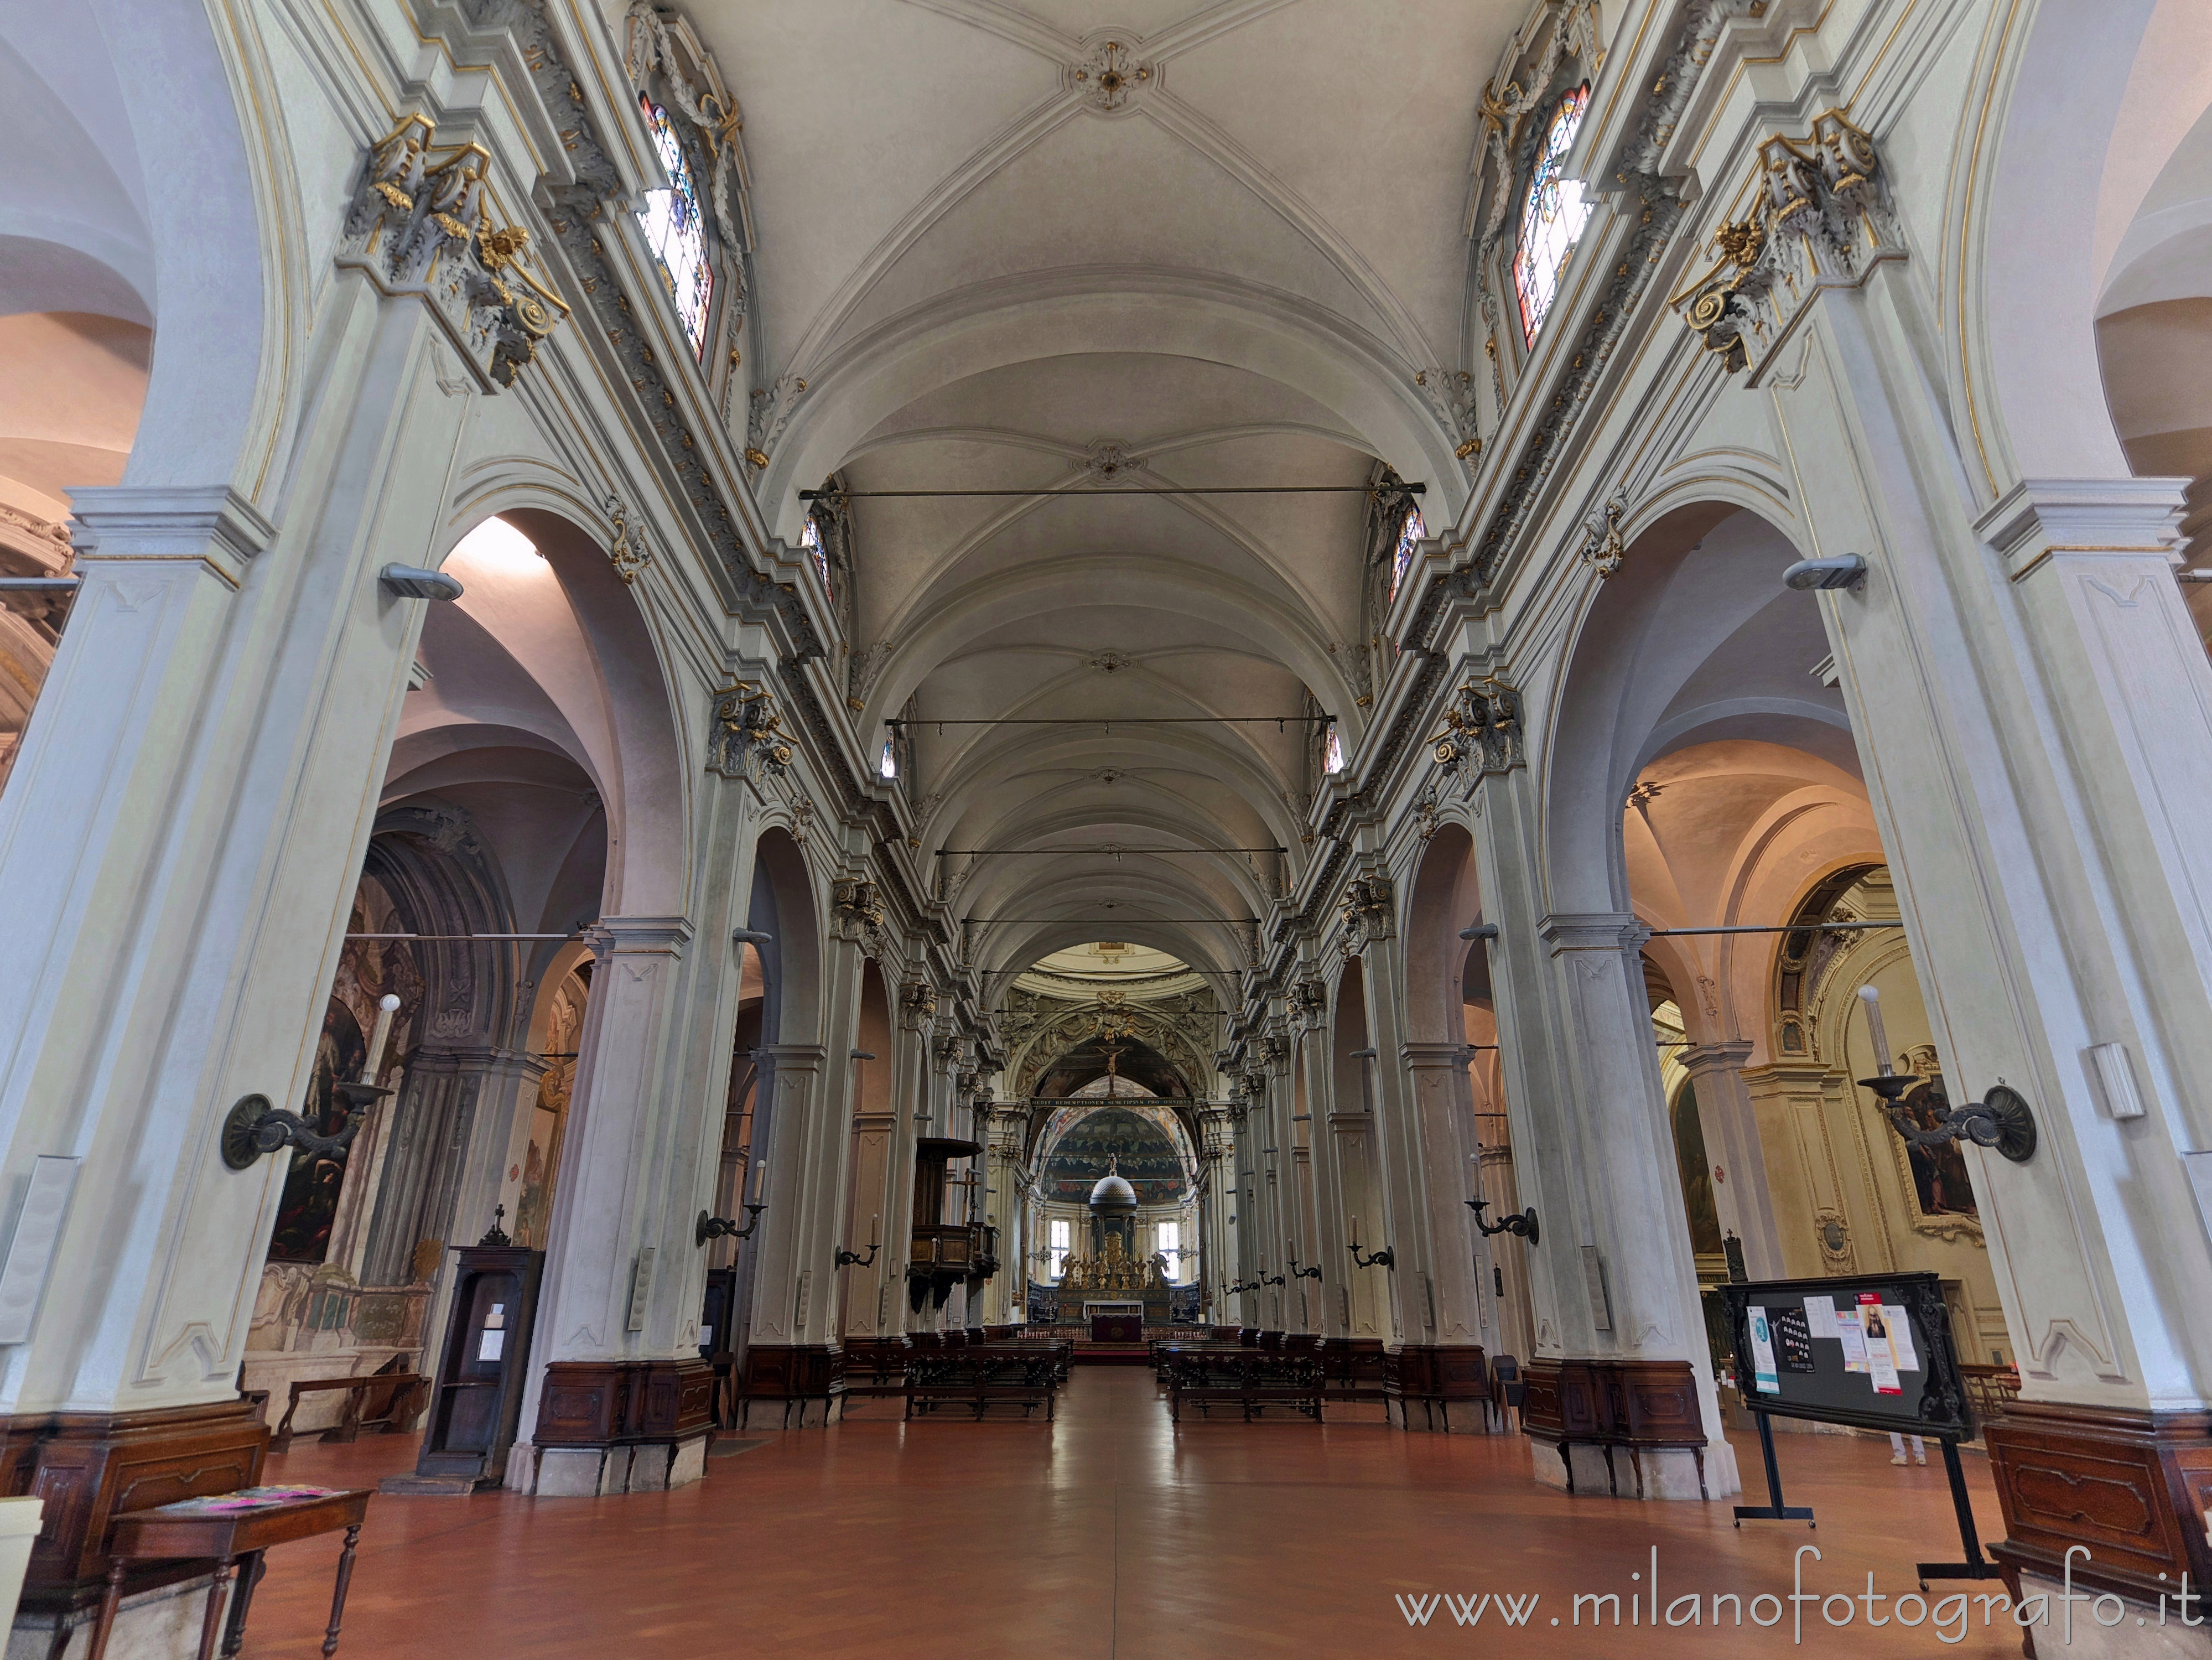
(7, 1570), (227, 1660)
(530, 1430), (711, 1497)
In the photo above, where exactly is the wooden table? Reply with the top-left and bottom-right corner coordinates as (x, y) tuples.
(91, 1485), (372, 1660)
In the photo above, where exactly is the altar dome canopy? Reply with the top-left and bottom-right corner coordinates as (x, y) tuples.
(1040, 1107), (1187, 1206)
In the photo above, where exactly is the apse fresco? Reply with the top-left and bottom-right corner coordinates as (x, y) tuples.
(1039, 1107), (1185, 1204)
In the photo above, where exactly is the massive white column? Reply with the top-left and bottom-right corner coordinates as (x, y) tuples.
(1471, 766), (1740, 1496)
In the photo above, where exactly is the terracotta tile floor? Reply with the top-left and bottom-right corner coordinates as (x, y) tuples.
(247, 1368), (2028, 1658)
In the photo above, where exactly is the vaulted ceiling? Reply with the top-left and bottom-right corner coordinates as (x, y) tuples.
(689, 0), (1525, 987)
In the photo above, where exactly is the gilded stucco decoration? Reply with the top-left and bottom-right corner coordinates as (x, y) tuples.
(1578, 492), (1627, 579)
(705, 679), (791, 783)
(604, 494), (652, 584)
(337, 115), (569, 389)
(1671, 111), (1904, 382)
(1430, 676), (1525, 795)
(1066, 37), (1154, 113)
(832, 876), (886, 941)
(1336, 874), (1395, 959)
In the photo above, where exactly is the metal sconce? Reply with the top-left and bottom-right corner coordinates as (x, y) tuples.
(1467, 1196), (1540, 1245)
(837, 1210), (882, 1269)
(1348, 1240), (1395, 1270)
(1856, 987), (2036, 1163)
(221, 1080), (388, 1173)
(702, 1151), (772, 1246)
(1286, 1236), (1321, 1282)
(697, 1203), (766, 1246)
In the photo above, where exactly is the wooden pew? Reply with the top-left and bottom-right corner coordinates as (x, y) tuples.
(270, 1368), (428, 1452)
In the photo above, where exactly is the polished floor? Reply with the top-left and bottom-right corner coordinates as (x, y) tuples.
(247, 1368), (2023, 1658)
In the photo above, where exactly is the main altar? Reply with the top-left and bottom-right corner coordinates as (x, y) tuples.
(1051, 1234), (1171, 1324)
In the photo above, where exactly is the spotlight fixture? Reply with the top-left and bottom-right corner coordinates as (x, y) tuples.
(1782, 553), (1867, 591)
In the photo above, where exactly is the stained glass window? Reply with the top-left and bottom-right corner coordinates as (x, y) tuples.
(1323, 721), (1346, 775)
(1389, 505), (1427, 602)
(1514, 84), (1593, 346)
(801, 513), (831, 600)
(878, 738), (897, 780)
(635, 92), (714, 357)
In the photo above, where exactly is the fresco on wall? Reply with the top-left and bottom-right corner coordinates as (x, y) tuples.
(516, 967), (586, 1249)
(268, 997), (367, 1263)
(1039, 1106), (1186, 1204)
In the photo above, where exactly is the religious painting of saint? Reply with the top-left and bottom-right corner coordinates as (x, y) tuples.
(268, 997), (367, 1263)
(1899, 1074), (1976, 1220)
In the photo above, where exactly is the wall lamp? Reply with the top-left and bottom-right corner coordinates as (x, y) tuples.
(378, 563), (464, 601)
(1856, 987), (2036, 1163)
(1459, 922), (1499, 942)
(697, 1204), (767, 1246)
(1783, 552), (1867, 591)
(733, 928), (775, 948)
(1346, 1215), (1393, 1270)
(699, 1154), (771, 1245)
(837, 1211), (882, 1269)
(222, 1081), (388, 1171)
(1467, 1196), (1540, 1246)
(1286, 1236), (1322, 1282)
(224, 992), (403, 1171)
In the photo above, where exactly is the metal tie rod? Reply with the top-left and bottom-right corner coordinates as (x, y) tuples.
(344, 932), (580, 941)
(803, 483), (1424, 500)
(1644, 921), (1905, 936)
(964, 917), (1253, 924)
(939, 845), (1285, 856)
(889, 714), (1332, 727)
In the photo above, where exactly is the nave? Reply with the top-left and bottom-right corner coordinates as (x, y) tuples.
(236, 1369), (2014, 1659)
(8, 0), (2212, 1654)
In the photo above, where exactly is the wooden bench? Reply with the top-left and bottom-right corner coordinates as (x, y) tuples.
(270, 1372), (428, 1453)
(1160, 1343), (1323, 1423)
(904, 1346), (1063, 1421)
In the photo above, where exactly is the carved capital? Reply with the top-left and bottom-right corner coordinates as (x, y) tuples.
(1431, 675), (1525, 798)
(831, 876), (885, 942)
(900, 980), (939, 1027)
(335, 115), (568, 390)
(1673, 110), (1903, 384)
(1336, 874), (1396, 959)
(706, 679), (792, 784)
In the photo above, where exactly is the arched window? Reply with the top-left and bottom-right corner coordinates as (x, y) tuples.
(877, 738), (897, 780)
(1323, 721), (1346, 775)
(801, 512), (831, 600)
(1388, 505), (1426, 603)
(1513, 84), (1593, 346)
(635, 92), (715, 356)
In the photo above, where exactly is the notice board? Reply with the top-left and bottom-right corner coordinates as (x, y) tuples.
(1718, 1271), (1974, 1439)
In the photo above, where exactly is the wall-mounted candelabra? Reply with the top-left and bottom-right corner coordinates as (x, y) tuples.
(698, 1155), (771, 1246)
(224, 993), (405, 1172)
(1857, 988), (2036, 1163)
(837, 1211), (882, 1268)
(697, 1204), (767, 1246)
(1467, 1196), (1540, 1246)
(1286, 1236), (1321, 1282)
(1346, 1215), (1393, 1270)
